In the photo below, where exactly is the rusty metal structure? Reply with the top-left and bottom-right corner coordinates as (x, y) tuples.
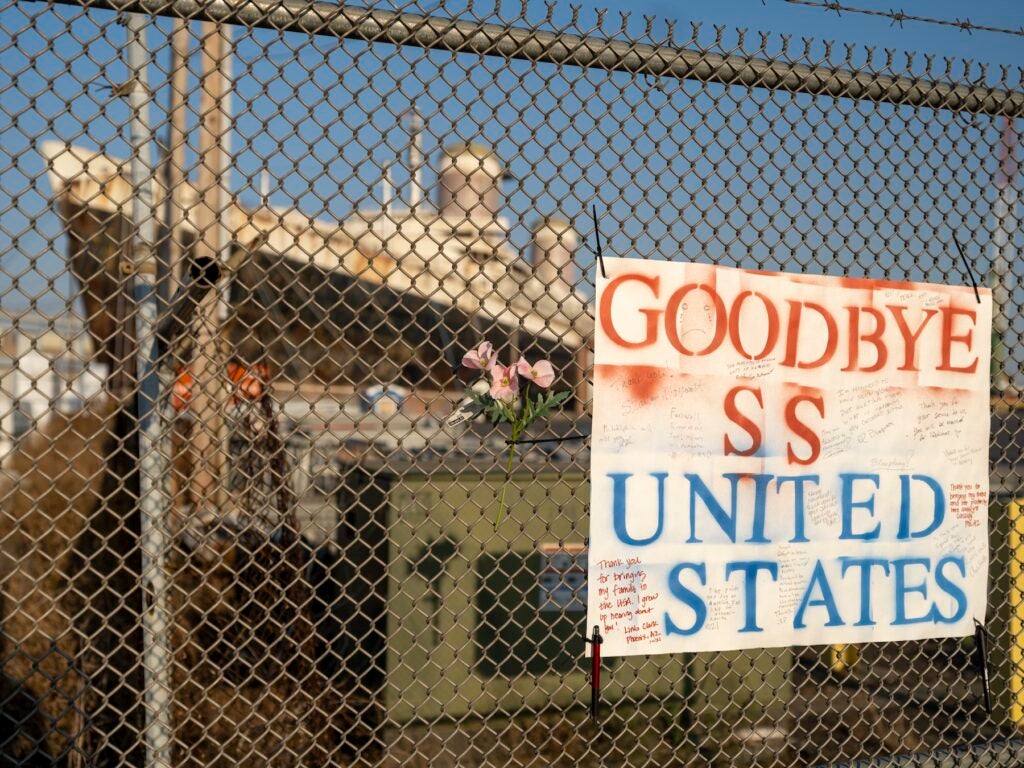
(1, 0), (1024, 765)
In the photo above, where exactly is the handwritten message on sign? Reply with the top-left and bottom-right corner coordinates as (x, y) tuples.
(588, 258), (992, 656)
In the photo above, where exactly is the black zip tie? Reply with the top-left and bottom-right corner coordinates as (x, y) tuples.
(505, 432), (591, 445)
(592, 204), (607, 279)
(952, 236), (981, 304)
(973, 618), (992, 716)
(583, 624), (603, 719)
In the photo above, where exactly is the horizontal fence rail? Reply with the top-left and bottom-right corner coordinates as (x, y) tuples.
(52, 0), (1024, 117)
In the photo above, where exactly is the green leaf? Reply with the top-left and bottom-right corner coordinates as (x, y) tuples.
(484, 402), (506, 424)
(523, 389), (568, 424)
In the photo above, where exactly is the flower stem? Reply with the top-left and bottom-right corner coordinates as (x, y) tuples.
(495, 437), (518, 528)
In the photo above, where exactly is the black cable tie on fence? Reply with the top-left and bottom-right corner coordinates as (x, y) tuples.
(583, 624), (603, 720)
(973, 618), (992, 716)
(952, 236), (982, 304)
(592, 204), (607, 280)
(505, 432), (590, 445)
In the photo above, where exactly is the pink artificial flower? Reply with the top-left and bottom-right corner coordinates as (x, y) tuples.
(462, 341), (497, 371)
(489, 364), (519, 402)
(516, 357), (555, 389)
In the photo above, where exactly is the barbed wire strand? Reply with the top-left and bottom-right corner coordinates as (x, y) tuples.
(784, 0), (1024, 39)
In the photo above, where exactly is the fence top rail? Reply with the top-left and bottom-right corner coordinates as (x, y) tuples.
(50, 0), (1024, 119)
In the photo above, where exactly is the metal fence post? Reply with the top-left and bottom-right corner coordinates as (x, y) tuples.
(125, 13), (172, 768)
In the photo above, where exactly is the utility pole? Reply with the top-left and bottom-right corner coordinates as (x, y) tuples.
(125, 12), (172, 768)
(189, 20), (230, 519)
(164, 19), (189, 290)
(155, 15), (191, 534)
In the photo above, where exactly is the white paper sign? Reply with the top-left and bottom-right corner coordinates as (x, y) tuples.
(588, 258), (992, 656)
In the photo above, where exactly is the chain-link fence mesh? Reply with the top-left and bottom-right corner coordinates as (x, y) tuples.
(1, 0), (1024, 765)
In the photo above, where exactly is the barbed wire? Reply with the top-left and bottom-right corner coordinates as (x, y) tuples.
(784, 0), (1024, 39)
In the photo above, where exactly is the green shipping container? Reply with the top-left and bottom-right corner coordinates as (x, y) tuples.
(384, 468), (677, 723)
(331, 463), (791, 726)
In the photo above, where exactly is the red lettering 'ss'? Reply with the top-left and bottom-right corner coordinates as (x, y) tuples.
(723, 386), (764, 456)
(785, 393), (824, 465)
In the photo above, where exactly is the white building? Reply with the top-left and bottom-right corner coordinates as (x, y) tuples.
(0, 316), (105, 455)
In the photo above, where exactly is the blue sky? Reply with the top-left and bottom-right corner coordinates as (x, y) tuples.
(1, 0), (1022, 321)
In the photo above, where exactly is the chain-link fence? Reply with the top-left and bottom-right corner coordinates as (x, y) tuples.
(1, 0), (1024, 765)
